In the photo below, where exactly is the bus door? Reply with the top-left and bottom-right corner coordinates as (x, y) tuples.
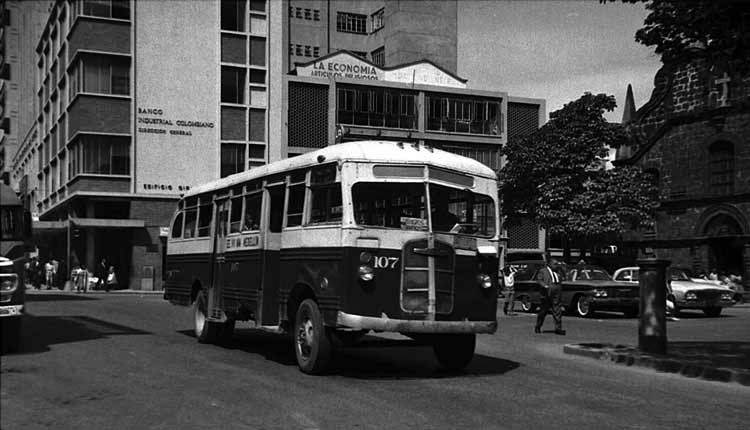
(259, 183), (285, 325)
(209, 197), (230, 320)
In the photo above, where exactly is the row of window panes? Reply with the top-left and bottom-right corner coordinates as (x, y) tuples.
(221, 34), (266, 66)
(289, 6), (320, 21)
(72, 0), (130, 21)
(289, 44), (320, 58)
(425, 96), (501, 136)
(221, 0), (267, 32)
(336, 87), (417, 129)
(67, 135), (130, 178)
(172, 164), (341, 239)
(335, 11), (384, 34)
(220, 143), (266, 178)
(220, 107), (266, 142)
(69, 56), (130, 99)
(371, 47), (385, 66)
(336, 12), (367, 34)
(221, 67), (265, 104)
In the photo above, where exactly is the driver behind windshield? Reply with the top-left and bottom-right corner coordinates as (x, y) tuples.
(431, 191), (459, 232)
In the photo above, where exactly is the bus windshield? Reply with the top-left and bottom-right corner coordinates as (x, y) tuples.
(352, 182), (495, 237)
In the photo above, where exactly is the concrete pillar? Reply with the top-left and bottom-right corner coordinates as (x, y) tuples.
(638, 258), (670, 354)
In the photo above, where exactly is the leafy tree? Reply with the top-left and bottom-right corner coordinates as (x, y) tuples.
(499, 93), (659, 251)
(605, 0), (750, 66)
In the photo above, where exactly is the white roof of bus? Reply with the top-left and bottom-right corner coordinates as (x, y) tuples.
(185, 141), (497, 198)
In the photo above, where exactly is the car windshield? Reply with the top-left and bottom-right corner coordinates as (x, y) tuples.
(570, 267), (612, 281)
(669, 269), (691, 281)
(352, 182), (495, 237)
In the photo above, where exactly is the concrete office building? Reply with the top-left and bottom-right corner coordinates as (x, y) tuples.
(19, 0), (543, 291)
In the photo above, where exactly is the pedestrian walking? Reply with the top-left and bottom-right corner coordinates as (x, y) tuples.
(95, 258), (107, 290)
(44, 260), (55, 290)
(105, 265), (118, 292)
(535, 255), (565, 335)
(502, 266), (516, 316)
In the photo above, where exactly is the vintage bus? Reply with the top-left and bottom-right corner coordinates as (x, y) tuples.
(164, 141), (500, 374)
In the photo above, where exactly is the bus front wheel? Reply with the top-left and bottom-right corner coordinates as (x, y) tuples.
(294, 299), (332, 374)
(433, 334), (476, 371)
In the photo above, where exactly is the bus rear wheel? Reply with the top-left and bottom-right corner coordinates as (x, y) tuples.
(433, 334), (475, 371)
(294, 299), (332, 374)
(193, 290), (223, 343)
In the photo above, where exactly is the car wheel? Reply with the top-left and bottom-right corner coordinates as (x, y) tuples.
(703, 307), (722, 317)
(433, 334), (476, 371)
(519, 295), (534, 313)
(575, 295), (594, 318)
(294, 299), (332, 374)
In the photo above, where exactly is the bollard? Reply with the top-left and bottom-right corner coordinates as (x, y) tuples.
(637, 258), (670, 354)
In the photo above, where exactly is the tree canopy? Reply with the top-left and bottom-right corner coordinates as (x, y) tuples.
(499, 93), (659, 245)
(606, 0), (750, 65)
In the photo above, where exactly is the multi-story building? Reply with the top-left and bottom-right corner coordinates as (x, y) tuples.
(616, 54), (750, 293)
(21, 0), (543, 290)
(1, 0), (51, 198)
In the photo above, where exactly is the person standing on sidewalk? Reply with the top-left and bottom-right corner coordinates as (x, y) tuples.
(535, 256), (565, 335)
(502, 266), (517, 316)
(105, 265), (118, 292)
(94, 258), (107, 290)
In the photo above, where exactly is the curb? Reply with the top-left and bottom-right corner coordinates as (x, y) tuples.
(564, 343), (750, 386)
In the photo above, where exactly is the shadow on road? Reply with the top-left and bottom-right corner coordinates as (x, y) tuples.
(179, 328), (521, 379)
(666, 341), (750, 370)
(25, 293), (99, 302)
(7, 314), (150, 355)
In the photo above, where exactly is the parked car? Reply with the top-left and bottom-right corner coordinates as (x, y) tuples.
(510, 261), (639, 318)
(613, 266), (736, 317)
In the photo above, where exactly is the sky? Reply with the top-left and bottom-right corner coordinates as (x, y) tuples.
(457, 0), (663, 123)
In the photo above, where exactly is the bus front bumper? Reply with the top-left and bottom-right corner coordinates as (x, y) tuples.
(336, 311), (497, 334)
(0, 304), (24, 317)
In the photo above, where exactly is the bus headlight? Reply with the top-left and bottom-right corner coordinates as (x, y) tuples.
(1, 278), (18, 293)
(476, 274), (492, 289)
(358, 265), (374, 282)
(359, 252), (372, 264)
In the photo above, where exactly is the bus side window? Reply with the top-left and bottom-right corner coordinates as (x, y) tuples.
(243, 192), (261, 231)
(197, 201), (212, 237)
(183, 209), (197, 238)
(230, 196), (243, 233)
(268, 186), (285, 233)
(171, 212), (183, 239)
(286, 173), (306, 227)
(310, 165), (342, 224)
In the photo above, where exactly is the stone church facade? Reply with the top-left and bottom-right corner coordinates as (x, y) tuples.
(616, 53), (750, 294)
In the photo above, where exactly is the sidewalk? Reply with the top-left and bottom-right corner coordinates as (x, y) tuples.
(564, 341), (750, 386)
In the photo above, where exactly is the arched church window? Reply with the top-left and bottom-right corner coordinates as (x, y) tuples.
(709, 141), (733, 194)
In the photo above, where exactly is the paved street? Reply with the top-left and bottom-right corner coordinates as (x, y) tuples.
(2, 292), (749, 430)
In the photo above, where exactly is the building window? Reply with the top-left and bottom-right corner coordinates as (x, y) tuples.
(351, 51), (367, 60)
(426, 95), (501, 135)
(336, 12), (367, 34)
(221, 66), (245, 103)
(69, 135), (130, 176)
(249, 0), (265, 13)
(221, 144), (245, 178)
(313, 9), (320, 21)
(304, 8), (312, 20)
(371, 8), (384, 32)
(296, 7), (303, 18)
(296, 45), (303, 56)
(221, 0), (245, 31)
(249, 109), (265, 141)
(249, 37), (265, 66)
(69, 56), (130, 96)
(371, 46), (385, 66)
(80, 0), (130, 20)
(709, 141), (734, 194)
(337, 86), (417, 130)
(313, 46), (320, 57)
(304, 45), (312, 57)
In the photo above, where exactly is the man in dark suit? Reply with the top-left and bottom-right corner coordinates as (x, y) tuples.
(535, 255), (566, 335)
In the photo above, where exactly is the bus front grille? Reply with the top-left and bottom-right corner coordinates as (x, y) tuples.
(401, 239), (455, 315)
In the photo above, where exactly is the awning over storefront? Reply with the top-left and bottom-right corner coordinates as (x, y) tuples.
(33, 218), (146, 231)
(70, 217), (145, 228)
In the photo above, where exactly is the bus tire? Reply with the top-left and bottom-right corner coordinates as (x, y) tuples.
(193, 290), (221, 344)
(294, 299), (332, 374)
(433, 334), (475, 371)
